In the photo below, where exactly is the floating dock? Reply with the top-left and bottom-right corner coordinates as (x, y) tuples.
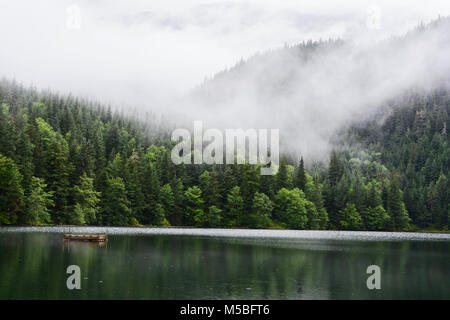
(63, 234), (108, 242)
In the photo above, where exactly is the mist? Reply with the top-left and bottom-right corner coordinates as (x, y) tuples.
(1, 1), (450, 160)
(170, 18), (450, 162)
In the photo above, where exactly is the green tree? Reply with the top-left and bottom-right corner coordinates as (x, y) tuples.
(274, 188), (308, 229)
(295, 157), (306, 191)
(72, 173), (101, 225)
(184, 186), (204, 226)
(240, 164), (260, 216)
(363, 205), (390, 231)
(305, 201), (320, 229)
(387, 175), (410, 230)
(225, 186), (244, 227)
(195, 205), (223, 227)
(100, 176), (131, 226)
(200, 170), (222, 208)
(276, 158), (290, 191)
(338, 203), (363, 230)
(310, 179), (329, 229)
(159, 183), (175, 220)
(24, 176), (54, 225)
(0, 154), (24, 224)
(125, 150), (146, 223)
(33, 118), (72, 223)
(249, 192), (273, 228)
(170, 177), (185, 225)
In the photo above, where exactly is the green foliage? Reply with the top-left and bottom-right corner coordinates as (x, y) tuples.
(276, 158), (291, 191)
(72, 173), (101, 224)
(195, 205), (223, 227)
(184, 186), (204, 226)
(309, 179), (329, 229)
(159, 184), (175, 221)
(295, 157), (306, 191)
(24, 176), (54, 225)
(0, 154), (24, 224)
(338, 203), (363, 230)
(0, 80), (447, 231)
(34, 117), (72, 223)
(101, 176), (131, 226)
(363, 205), (390, 231)
(225, 186), (243, 227)
(249, 192), (273, 229)
(387, 175), (411, 230)
(274, 188), (308, 229)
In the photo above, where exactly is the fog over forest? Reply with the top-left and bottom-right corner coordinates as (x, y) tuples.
(1, 1), (450, 160)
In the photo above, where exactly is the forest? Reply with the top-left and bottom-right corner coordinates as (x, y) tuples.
(0, 77), (448, 231)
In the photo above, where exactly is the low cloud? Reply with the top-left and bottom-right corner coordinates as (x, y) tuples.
(1, 1), (450, 160)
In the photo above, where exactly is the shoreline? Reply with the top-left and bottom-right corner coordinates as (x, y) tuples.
(1, 225), (450, 241)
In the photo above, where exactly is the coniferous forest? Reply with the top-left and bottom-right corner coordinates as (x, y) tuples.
(0, 77), (448, 231)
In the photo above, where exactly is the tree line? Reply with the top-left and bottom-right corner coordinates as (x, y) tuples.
(0, 80), (448, 230)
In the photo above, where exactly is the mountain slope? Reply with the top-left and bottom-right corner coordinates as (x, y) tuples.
(0, 19), (449, 230)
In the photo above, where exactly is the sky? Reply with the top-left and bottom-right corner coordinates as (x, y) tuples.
(1, 0), (450, 110)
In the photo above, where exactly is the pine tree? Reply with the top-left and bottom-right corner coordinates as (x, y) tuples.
(195, 206), (222, 227)
(274, 188), (308, 229)
(125, 151), (146, 223)
(328, 151), (344, 186)
(387, 174), (410, 230)
(225, 186), (243, 227)
(276, 158), (290, 191)
(0, 154), (24, 225)
(310, 178), (329, 229)
(33, 118), (72, 223)
(338, 203), (363, 230)
(363, 205), (390, 231)
(72, 173), (101, 225)
(295, 157), (306, 191)
(171, 177), (185, 225)
(24, 177), (54, 225)
(239, 164), (260, 218)
(159, 184), (175, 222)
(222, 166), (236, 202)
(184, 186), (204, 226)
(100, 176), (131, 226)
(249, 192), (273, 228)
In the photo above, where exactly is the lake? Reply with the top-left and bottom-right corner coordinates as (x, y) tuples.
(0, 227), (449, 299)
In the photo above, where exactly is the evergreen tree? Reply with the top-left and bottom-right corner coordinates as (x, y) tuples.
(0, 78), (448, 231)
(225, 186), (244, 227)
(24, 177), (54, 225)
(171, 177), (185, 225)
(249, 192), (273, 228)
(0, 154), (24, 224)
(276, 158), (290, 191)
(100, 176), (131, 226)
(274, 188), (308, 229)
(338, 203), (363, 230)
(195, 205), (222, 227)
(363, 205), (390, 231)
(159, 184), (175, 222)
(310, 178), (329, 229)
(387, 175), (410, 230)
(72, 173), (101, 225)
(239, 164), (260, 219)
(125, 150), (146, 223)
(295, 157), (306, 191)
(184, 186), (204, 226)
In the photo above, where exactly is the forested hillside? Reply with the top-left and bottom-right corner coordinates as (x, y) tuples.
(0, 78), (448, 231)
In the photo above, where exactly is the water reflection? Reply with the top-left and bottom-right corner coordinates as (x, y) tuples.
(0, 231), (449, 299)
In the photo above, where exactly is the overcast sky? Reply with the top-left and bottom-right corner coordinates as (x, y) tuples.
(1, 0), (450, 109)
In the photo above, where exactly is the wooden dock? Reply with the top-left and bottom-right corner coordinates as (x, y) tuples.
(63, 234), (108, 242)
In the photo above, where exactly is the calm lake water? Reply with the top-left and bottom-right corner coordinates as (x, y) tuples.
(0, 227), (449, 299)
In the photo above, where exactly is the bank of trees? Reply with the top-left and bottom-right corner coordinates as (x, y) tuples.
(0, 80), (448, 230)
